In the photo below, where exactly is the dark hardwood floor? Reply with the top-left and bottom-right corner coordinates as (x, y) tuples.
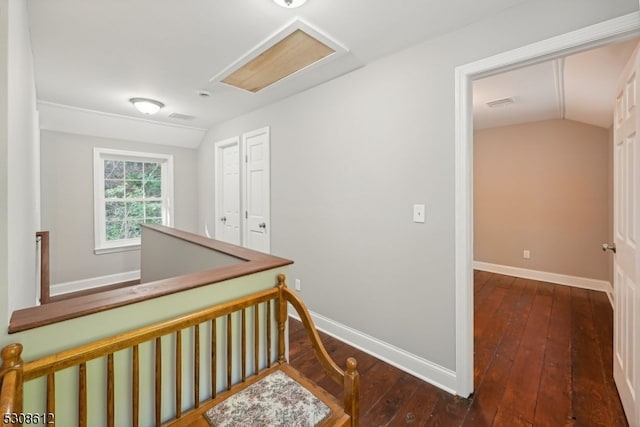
(288, 271), (628, 426)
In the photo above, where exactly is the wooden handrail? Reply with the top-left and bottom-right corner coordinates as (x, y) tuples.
(280, 274), (360, 426)
(22, 287), (279, 381)
(10, 225), (293, 333)
(0, 344), (23, 427)
(36, 231), (50, 305)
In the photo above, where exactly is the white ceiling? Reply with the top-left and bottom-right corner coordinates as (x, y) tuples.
(473, 38), (639, 130)
(26, 0), (532, 133)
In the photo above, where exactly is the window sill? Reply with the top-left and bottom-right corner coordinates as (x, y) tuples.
(94, 244), (141, 255)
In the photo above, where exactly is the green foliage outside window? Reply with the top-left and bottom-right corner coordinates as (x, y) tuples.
(103, 160), (163, 241)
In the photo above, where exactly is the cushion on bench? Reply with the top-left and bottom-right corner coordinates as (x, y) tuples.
(204, 369), (331, 427)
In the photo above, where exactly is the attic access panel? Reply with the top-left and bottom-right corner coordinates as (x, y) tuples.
(222, 29), (335, 93)
(211, 18), (348, 93)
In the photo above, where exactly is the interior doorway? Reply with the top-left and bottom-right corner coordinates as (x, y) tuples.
(454, 12), (640, 400)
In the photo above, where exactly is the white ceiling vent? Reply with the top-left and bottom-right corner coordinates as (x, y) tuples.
(486, 97), (515, 108)
(210, 18), (348, 93)
(168, 112), (196, 121)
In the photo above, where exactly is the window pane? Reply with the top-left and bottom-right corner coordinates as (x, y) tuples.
(105, 179), (124, 199)
(126, 180), (144, 198)
(145, 201), (162, 218)
(126, 201), (144, 219)
(146, 217), (162, 225)
(144, 162), (161, 180)
(125, 161), (144, 180)
(104, 160), (124, 179)
(105, 201), (126, 221)
(126, 220), (142, 239)
(144, 180), (161, 198)
(106, 221), (125, 241)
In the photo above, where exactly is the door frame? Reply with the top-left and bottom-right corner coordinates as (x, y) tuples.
(214, 136), (241, 243)
(454, 12), (640, 398)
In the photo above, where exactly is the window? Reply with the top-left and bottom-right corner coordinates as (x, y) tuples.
(93, 148), (174, 253)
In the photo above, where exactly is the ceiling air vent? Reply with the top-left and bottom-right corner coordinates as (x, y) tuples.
(168, 113), (196, 121)
(486, 97), (515, 108)
(211, 18), (348, 93)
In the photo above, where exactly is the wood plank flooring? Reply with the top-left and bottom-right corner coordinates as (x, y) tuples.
(288, 271), (628, 426)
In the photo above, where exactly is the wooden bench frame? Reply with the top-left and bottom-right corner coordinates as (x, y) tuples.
(0, 275), (359, 427)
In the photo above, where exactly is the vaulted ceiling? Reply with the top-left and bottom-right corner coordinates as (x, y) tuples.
(473, 38), (639, 130)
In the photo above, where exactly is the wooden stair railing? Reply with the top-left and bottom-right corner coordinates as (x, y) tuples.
(0, 275), (359, 426)
(0, 344), (23, 427)
(36, 231), (50, 305)
(280, 283), (360, 426)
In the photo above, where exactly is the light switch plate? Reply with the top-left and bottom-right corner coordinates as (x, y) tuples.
(413, 204), (425, 223)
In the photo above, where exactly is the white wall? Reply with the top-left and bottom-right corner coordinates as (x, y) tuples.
(40, 130), (199, 287)
(0, 0), (9, 322)
(199, 0), (637, 376)
(3, 0), (39, 315)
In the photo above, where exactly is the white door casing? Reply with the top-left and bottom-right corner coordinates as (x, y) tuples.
(454, 12), (640, 400)
(242, 127), (271, 254)
(613, 42), (640, 427)
(214, 137), (241, 245)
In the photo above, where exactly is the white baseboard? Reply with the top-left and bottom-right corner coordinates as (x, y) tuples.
(51, 270), (140, 296)
(473, 261), (613, 306)
(288, 305), (457, 395)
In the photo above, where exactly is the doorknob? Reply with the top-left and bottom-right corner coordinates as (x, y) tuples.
(220, 216), (227, 223)
(258, 222), (266, 229)
(602, 243), (616, 254)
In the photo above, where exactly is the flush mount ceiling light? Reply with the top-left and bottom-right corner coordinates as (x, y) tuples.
(129, 97), (165, 115)
(273, 0), (307, 8)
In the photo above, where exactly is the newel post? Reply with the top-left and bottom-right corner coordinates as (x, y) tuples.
(344, 357), (360, 427)
(0, 343), (24, 422)
(276, 274), (288, 365)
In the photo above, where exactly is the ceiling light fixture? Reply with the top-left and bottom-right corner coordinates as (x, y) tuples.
(273, 0), (307, 8)
(129, 97), (165, 115)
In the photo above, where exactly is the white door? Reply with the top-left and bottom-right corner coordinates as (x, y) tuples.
(214, 137), (241, 245)
(613, 43), (640, 427)
(242, 127), (271, 253)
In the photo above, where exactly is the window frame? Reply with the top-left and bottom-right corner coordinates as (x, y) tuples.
(93, 148), (174, 254)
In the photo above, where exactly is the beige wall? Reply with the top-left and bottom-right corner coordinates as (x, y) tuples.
(474, 119), (612, 281)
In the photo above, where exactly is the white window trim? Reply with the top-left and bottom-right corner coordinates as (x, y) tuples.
(93, 148), (174, 254)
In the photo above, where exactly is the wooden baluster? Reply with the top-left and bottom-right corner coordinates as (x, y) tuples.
(254, 304), (259, 374)
(277, 274), (288, 365)
(155, 338), (161, 427)
(46, 373), (55, 427)
(226, 313), (232, 390)
(344, 357), (360, 427)
(107, 353), (114, 427)
(132, 345), (139, 427)
(266, 301), (272, 367)
(1, 344), (24, 418)
(78, 363), (87, 427)
(175, 330), (182, 419)
(241, 309), (246, 382)
(211, 318), (217, 398)
(194, 324), (200, 408)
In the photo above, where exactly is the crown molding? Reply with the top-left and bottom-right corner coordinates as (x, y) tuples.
(37, 101), (207, 149)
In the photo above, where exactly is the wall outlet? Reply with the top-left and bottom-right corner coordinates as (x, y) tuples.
(523, 249), (531, 259)
(295, 278), (301, 291)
